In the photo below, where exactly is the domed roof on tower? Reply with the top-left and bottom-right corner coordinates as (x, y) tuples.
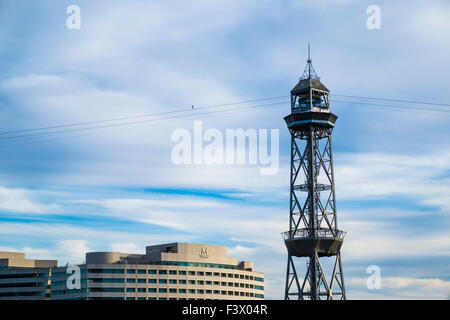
(291, 44), (329, 95)
(289, 44), (331, 114)
(291, 78), (329, 95)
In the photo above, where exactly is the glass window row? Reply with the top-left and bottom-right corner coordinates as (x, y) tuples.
(74, 278), (259, 288)
(86, 267), (260, 280)
(125, 288), (258, 297)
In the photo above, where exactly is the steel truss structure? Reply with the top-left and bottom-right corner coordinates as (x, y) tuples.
(283, 51), (346, 300)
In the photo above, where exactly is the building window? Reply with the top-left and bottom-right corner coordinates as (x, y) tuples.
(158, 288), (167, 293)
(169, 289), (177, 293)
(149, 270), (157, 274)
(148, 288), (156, 293)
(126, 288), (135, 292)
(137, 279), (146, 283)
(188, 280), (195, 285)
(169, 270), (177, 275)
(127, 269), (136, 274)
(188, 289), (195, 294)
(197, 280), (204, 285)
(159, 279), (167, 284)
(197, 272), (204, 276)
(141, 261), (237, 270)
(88, 269), (124, 274)
(137, 269), (146, 274)
(148, 279), (156, 283)
(179, 289), (186, 293)
(126, 279), (135, 283)
(213, 272), (220, 277)
(240, 275), (245, 279)
(214, 290), (220, 294)
(188, 271), (195, 276)
(159, 270), (167, 275)
(179, 280), (187, 284)
(206, 272), (212, 276)
(206, 281), (212, 285)
(88, 278), (124, 283)
(206, 290), (212, 294)
(228, 274), (233, 278)
(137, 288), (146, 293)
(221, 291), (226, 295)
(197, 289), (204, 294)
(213, 281), (220, 285)
(179, 271), (186, 275)
(169, 279), (177, 284)
(137, 297), (146, 300)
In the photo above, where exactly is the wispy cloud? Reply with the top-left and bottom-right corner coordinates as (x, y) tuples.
(0, 0), (449, 300)
(0, 186), (59, 213)
(336, 152), (450, 211)
(348, 276), (450, 300)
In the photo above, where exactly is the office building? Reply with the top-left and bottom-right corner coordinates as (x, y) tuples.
(0, 252), (57, 300)
(51, 242), (264, 300)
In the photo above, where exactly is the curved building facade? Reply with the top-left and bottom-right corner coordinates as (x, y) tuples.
(51, 242), (264, 300)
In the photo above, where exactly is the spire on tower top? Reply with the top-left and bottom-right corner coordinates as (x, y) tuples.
(300, 43), (319, 80)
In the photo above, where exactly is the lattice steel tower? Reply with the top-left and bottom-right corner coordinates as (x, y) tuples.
(283, 47), (346, 300)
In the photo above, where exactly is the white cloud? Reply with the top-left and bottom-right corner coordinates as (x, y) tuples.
(348, 276), (450, 300)
(55, 240), (91, 264)
(74, 196), (287, 249)
(0, 245), (54, 260)
(227, 245), (258, 259)
(0, 186), (58, 214)
(335, 152), (450, 211)
(342, 220), (450, 260)
(0, 246), (17, 252)
(110, 242), (142, 254)
(0, 222), (196, 252)
(1, 0), (450, 301)
(20, 246), (54, 260)
(60, 0), (258, 65)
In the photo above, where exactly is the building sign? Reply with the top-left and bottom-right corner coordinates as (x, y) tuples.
(200, 248), (209, 258)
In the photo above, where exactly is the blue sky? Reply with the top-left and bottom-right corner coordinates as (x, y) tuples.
(0, 0), (449, 299)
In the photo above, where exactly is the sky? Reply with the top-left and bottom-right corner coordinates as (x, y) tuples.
(0, 0), (449, 299)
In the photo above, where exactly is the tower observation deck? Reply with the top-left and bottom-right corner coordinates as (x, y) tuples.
(283, 46), (346, 300)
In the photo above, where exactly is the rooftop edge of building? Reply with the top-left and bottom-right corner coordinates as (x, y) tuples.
(85, 242), (254, 271)
(0, 251), (57, 269)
